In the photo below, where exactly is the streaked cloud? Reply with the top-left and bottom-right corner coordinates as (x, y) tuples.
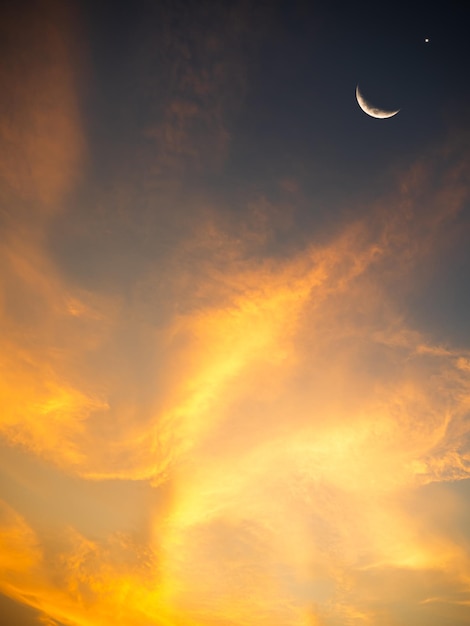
(0, 0), (85, 214)
(0, 2), (469, 625)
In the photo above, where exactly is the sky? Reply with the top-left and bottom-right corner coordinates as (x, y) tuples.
(0, 0), (470, 625)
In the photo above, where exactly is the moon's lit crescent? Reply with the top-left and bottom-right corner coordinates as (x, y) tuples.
(355, 85), (400, 119)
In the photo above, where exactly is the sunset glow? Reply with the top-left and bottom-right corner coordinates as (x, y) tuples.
(1, 2), (469, 625)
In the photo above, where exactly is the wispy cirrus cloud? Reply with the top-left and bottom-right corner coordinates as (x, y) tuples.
(4, 139), (470, 624)
(0, 2), (470, 625)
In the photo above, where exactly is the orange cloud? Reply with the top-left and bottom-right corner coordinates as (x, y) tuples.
(0, 0), (85, 215)
(0, 6), (469, 619)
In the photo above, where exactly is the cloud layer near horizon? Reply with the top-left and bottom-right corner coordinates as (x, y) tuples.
(1, 2), (469, 625)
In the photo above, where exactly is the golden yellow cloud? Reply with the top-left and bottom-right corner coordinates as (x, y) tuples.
(0, 4), (469, 622)
(1, 146), (470, 624)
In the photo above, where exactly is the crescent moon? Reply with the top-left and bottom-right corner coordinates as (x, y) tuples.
(355, 85), (400, 119)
